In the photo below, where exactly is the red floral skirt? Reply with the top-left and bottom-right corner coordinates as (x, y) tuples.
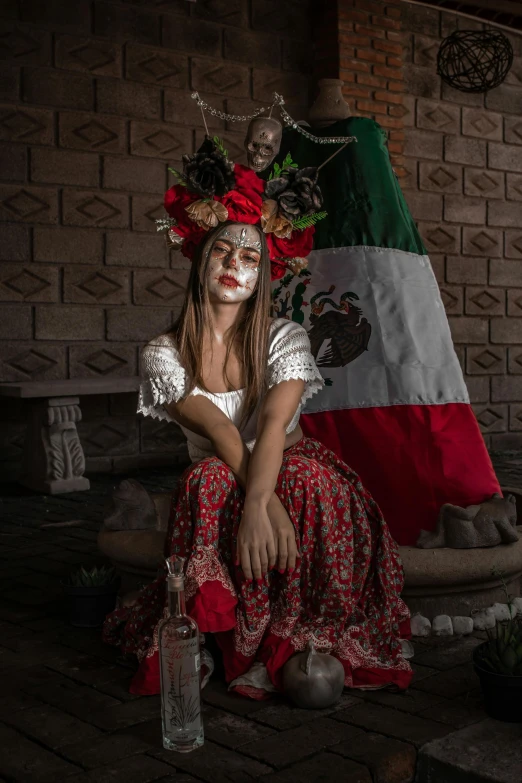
(102, 437), (412, 696)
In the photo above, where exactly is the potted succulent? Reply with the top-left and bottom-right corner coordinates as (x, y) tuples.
(63, 565), (120, 628)
(473, 606), (522, 723)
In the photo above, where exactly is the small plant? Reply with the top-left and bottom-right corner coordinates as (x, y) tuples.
(479, 617), (522, 676)
(477, 566), (522, 676)
(68, 565), (117, 588)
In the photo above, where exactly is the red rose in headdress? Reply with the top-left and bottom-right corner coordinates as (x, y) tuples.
(269, 257), (288, 281)
(232, 164), (265, 204)
(218, 164), (264, 225)
(180, 236), (205, 261)
(164, 185), (200, 237)
(266, 225), (315, 262)
(164, 184), (210, 253)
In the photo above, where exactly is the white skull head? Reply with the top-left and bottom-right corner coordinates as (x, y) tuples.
(244, 117), (283, 173)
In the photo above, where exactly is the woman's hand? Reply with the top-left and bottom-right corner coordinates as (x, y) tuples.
(267, 493), (298, 574)
(237, 501), (276, 581)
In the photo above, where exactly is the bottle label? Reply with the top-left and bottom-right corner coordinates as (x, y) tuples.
(160, 635), (202, 743)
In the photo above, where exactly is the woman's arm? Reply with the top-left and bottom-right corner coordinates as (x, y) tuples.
(237, 379), (305, 581)
(247, 379), (305, 503)
(166, 393), (299, 579)
(165, 394), (251, 484)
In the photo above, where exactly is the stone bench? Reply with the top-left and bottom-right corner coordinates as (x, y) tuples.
(0, 377), (140, 495)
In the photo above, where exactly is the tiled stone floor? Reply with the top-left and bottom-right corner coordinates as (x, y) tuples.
(0, 452), (519, 783)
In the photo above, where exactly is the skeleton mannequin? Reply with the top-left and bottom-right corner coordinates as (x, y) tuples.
(244, 117), (283, 172)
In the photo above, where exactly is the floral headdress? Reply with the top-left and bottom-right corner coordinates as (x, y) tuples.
(158, 137), (327, 281)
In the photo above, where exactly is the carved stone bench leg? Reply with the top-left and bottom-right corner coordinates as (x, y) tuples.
(21, 396), (90, 494)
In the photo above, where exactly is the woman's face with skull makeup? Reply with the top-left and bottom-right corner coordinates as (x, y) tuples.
(206, 223), (262, 304)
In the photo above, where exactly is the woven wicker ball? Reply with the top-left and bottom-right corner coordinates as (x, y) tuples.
(437, 29), (513, 94)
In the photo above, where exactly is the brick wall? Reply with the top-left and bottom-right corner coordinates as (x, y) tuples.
(336, 0), (406, 171)
(401, 3), (522, 450)
(0, 0), (311, 477)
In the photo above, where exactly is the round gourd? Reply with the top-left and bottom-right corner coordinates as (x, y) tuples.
(282, 641), (345, 709)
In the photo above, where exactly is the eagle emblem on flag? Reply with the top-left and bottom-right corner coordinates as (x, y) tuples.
(272, 272), (371, 370)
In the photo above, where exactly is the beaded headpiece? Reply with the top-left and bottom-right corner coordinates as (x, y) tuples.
(157, 93), (357, 281)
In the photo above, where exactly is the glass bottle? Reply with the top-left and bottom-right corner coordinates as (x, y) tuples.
(158, 556), (204, 752)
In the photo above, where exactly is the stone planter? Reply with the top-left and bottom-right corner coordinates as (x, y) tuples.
(400, 529), (522, 619)
(401, 487), (522, 619)
(97, 528), (166, 592)
(97, 492), (170, 594)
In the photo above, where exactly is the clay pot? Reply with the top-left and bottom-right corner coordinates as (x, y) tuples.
(282, 641), (345, 709)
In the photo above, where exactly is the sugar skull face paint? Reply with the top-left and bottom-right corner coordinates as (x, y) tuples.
(206, 224), (261, 303)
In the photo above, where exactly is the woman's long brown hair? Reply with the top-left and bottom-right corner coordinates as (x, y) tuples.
(170, 221), (272, 426)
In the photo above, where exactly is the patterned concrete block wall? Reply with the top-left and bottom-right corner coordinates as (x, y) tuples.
(401, 3), (522, 450)
(0, 0), (311, 477)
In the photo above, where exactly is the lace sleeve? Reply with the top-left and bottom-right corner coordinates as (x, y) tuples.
(137, 334), (187, 423)
(267, 321), (324, 407)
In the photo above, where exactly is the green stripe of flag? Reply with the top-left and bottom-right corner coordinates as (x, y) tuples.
(272, 117), (426, 256)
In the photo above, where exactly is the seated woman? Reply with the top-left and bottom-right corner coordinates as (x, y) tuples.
(103, 138), (411, 698)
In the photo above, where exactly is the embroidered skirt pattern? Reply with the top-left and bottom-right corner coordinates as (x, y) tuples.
(102, 437), (411, 695)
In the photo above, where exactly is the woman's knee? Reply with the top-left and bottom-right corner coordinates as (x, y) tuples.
(187, 457), (236, 486)
(279, 456), (325, 495)
(282, 455), (320, 480)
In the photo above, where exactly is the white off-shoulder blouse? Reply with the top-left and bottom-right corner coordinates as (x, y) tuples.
(138, 318), (324, 462)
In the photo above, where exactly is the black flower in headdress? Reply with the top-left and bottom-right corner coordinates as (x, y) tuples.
(265, 167), (323, 222)
(182, 137), (235, 198)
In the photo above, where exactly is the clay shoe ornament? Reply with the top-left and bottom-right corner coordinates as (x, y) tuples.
(417, 493), (519, 549)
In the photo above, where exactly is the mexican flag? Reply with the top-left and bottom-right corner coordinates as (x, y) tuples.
(273, 117), (500, 546)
